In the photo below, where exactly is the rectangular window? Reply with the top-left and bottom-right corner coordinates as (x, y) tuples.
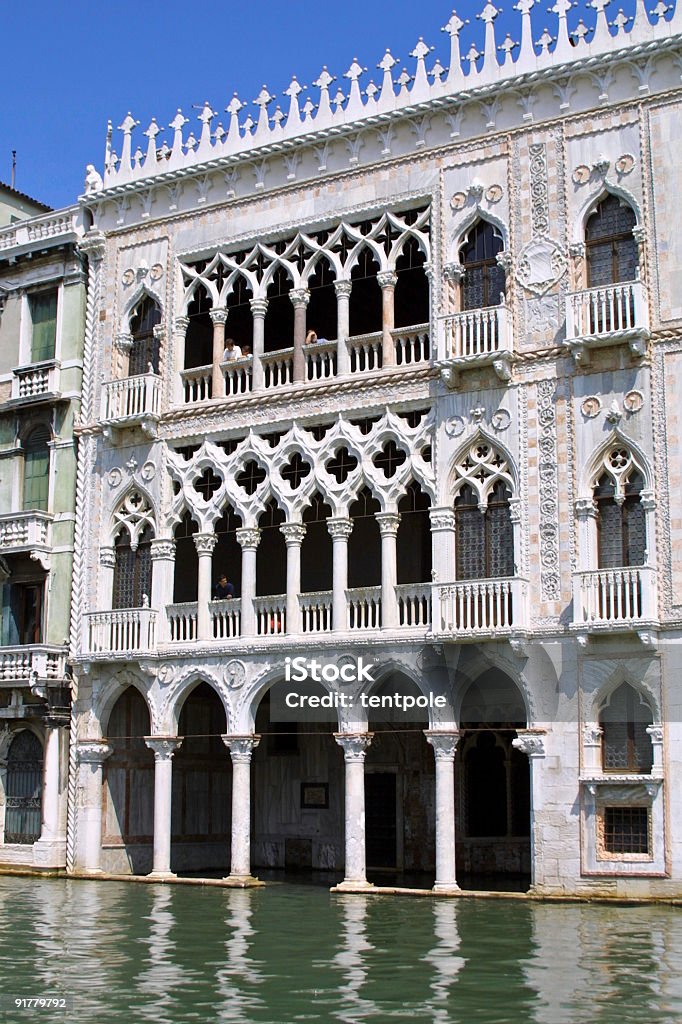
(29, 290), (58, 363)
(1, 582), (44, 646)
(602, 806), (649, 855)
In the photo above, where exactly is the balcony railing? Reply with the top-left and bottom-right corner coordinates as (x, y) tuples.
(0, 208), (79, 254)
(433, 577), (527, 637)
(0, 646), (67, 682)
(565, 280), (649, 357)
(573, 566), (657, 629)
(300, 591), (333, 633)
(0, 511), (52, 553)
(101, 373), (161, 425)
(254, 596), (287, 636)
(347, 587), (382, 630)
(84, 608), (157, 654)
(348, 332), (382, 373)
(305, 341), (337, 381)
(438, 306), (513, 386)
(397, 583), (432, 628)
(393, 326), (430, 366)
(181, 365), (212, 403)
(223, 358), (253, 396)
(11, 361), (60, 401)
(262, 350), (294, 390)
(211, 599), (241, 639)
(167, 602), (197, 643)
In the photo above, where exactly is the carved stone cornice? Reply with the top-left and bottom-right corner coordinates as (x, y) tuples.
(236, 526), (261, 550)
(145, 736), (183, 760)
(194, 532), (218, 556)
(334, 732), (373, 761)
(222, 734), (261, 762)
(280, 523), (306, 545)
(424, 730), (461, 760)
(327, 517), (353, 540)
(76, 739), (113, 765)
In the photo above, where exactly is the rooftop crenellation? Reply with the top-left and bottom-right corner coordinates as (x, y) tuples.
(91, 0), (681, 194)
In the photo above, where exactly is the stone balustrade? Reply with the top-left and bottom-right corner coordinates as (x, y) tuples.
(101, 373), (161, 424)
(12, 361), (61, 401)
(573, 566), (657, 629)
(84, 608), (157, 654)
(565, 280), (650, 358)
(0, 511), (52, 553)
(433, 577), (528, 637)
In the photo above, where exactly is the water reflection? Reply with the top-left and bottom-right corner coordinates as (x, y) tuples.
(0, 878), (682, 1023)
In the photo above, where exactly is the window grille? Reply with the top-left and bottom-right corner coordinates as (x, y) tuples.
(460, 221), (505, 310)
(600, 683), (653, 773)
(128, 297), (161, 375)
(602, 806), (649, 855)
(112, 525), (153, 609)
(586, 194), (638, 287)
(595, 464), (646, 568)
(5, 731), (43, 844)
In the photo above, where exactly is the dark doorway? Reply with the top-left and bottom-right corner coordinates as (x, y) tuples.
(5, 731), (43, 844)
(365, 772), (397, 869)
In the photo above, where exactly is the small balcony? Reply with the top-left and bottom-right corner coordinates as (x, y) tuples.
(83, 608), (157, 655)
(572, 566), (658, 641)
(9, 361), (61, 405)
(437, 306), (513, 388)
(432, 577), (528, 640)
(101, 373), (161, 435)
(0, 511), (53, 565)
(564, 280), (649, 362)
(0, 645), (67, 685)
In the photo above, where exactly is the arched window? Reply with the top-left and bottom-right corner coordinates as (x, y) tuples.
(5, 731), (43, 844)
(112, 524), (153, 608)
(585, 194), (638, 287)
(129, 297), (161, 376)
(593, 447), (647, 568)
(459, 221), (505, 310)
(452, 442), (515, 580)
(184, 285), (213, 369)
(599, 683), (653, 774)
(22, 426), (51, 512)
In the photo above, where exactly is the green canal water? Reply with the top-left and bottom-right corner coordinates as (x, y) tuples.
(1, 876), (681, 1024)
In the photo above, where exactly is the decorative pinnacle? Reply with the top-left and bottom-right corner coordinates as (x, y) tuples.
(430, 59), (446, 82)
(254, 86), (274, 108)
(536, 27), (554, 52)
(144, 118), (161, 140)
(226, 94), (244, 117)
(198, 101), (216, 124)
(344, 58), (366, 81)
(572, 18), (589, 39)
(478, 2), (501, 23)
(610, 8), (631, 29)
(284, 76), (303, 98)
(313, 67), (335, 91)
(396, 68), (412, 90)
(589, 0), (610, 12)
(365, 81), (379, 99)
(650, 0), (671, 19)
(443, 11), (466, 35)
(119, 112), (139, 134)
(550, 0), (574, 15)
(465, 43), (483, 68)
(169, 110), (189, 132)
(378, 49), (398, 72)
(410, 38), (433, 60)
(514, 0), (535, 13)
(499, 34), (518, 56)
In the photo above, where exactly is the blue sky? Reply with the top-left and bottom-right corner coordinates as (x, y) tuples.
(3, 0), (643, 210)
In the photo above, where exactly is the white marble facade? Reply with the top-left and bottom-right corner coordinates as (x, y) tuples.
(66, 1), (682, 896)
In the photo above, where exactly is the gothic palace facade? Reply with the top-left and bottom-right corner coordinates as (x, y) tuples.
(2, 1), (682, 897)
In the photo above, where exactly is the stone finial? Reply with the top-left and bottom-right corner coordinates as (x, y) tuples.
(478, 3), (501, 68)
(514, 0), (537, 63)
(410, 38), (434, 97)
(537, 28), (555, 54)
(226, 94), (244, 142)
(378, 49), (398, 105)
(464, 44), (483, 74)
(650, 0), (671, 20)
(430, 59), (446, 83)
(144, 118), (161, 165)
(551, 0), (575, 56)
(443, 11), (468, 82)
(254, 86), (274, 136)
(197, 101), (217, 153)
(284, 76), (304, 128)
(313, 66), (335, 120)
(611, 8), (631, 32)
(344, 58), (367, 115)
(118, 112), (140, 171)
(169, 109), (189, 159)
(396, 68), (412, 95)
(499, 35), (518, 64)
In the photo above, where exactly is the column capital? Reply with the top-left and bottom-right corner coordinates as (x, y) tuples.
(193, 532), (217, 556)
(280, 522), (306, 546)
(150, 538), (176, 561)
(512, 731), (546, 758)
(424, 730), (461, 760)
(328, 517), (353, 540)
(236, 526), (261, 550)
(334, 279), (353, 298)
(249, 298), (269, 317)
(334, 732), (373, 761)
(210, 308), (229, 325)
(377, 270), (398, 290)
(575, 497), (598, 520)
(145, 736), (183, 760)
(222, 734), (261, 762)
(582, 723), (603, 747)
(376, 512), (401, 537)
(429, 507), (456, 531)
(99, 544), (116, 569)
(508, 496), (522, 525)
(174, 315), (190, 333)
(114, 331), (134, 353)
(76, 739), (113, 765)
(443, 261), (466, 281)
(290, 287), (310, 308)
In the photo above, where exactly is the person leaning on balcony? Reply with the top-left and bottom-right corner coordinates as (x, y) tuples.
(305, 329), (328, 345)
(222, 337), (242, 360)
(214, 574), (236, 599)
(241, 345), (252, 358)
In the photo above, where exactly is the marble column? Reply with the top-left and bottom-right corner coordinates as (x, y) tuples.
(425, 731), (461, 892)
(334, 733), (373, 889)
(376, 512), (401, 628)
(150, 538), (176, 644)
(512, 732), (546, 890)
(210, 308), (228, 398)
(236, 527), (261, 636)
(429, 507), (456, 584)
(99, 545), (116, 609)
(328, 517), (353, 632)
(194, 532), (217, 641)
(250, 298), (268, 391)
(145, 737), (183, 877)
(75, 740), (113, 873)
(281, 523), (306, 635)
(290, 287), (310, 383)
(173, 316), (190, 404)
(222, 735), (260, 882)
(377, 271), (398, 368)
(38, 721), (65, 845)
(334, 279), (352, 374)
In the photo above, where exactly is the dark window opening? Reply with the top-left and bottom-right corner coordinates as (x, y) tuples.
(256, 500), (286, 597)
(397, 481), (432, 584)
(236, 461), (266, 495)
(586, 194), (638, 287)
(184, 286), (213, 369)
(281, 453), (311, 490)
(301, 493), (332, 593)
(224, 276), (253, 352)
(348, 487), (381, 588)
(214, 506), (243, 599)
(113, 525), (153, 609)
(173, 512), (198, 603)
(602, 806), (649, 855)
(373, 440), (407, 479)
(459, 221), (505, 310)
(455, 481), (514, 580)
(264, 267), (294, 353)
(306, 259), (337, 342)
(600, 683), (653, 774)
(5, 731), (43, 844)
(193, 468), (222, 501)
(326, 447), (358, 484)
(349, 249), (382, 337)
(595, 469), (646, 568)
(129, 297), (161, 375)
(394, 237), (429, 328)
